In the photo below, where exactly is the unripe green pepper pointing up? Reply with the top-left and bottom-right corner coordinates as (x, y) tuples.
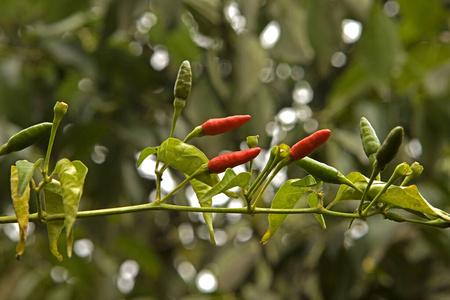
(174, 60), (192, 101)
(170, 61), (192, 138)
(375, 126), (404, 171)
(360, 117), (381, 158)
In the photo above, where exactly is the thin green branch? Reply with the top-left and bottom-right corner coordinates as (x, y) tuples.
(0, 201), (446, 228)
(251, 159), (290, 210)
(32, 179), (44, 223)
(358, 166), (379, 214)
(0, 204), (354, 224)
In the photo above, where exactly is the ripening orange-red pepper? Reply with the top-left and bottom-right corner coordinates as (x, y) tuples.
(201, 115), (251, 136)
(289, 129), (331, 161)
(208, 148), (261, 173)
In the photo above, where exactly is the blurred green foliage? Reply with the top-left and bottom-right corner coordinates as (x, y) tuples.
(0, 0), (449, 299)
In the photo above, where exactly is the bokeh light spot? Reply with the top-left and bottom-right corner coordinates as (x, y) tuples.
(260, 21), (280, 49)
(342, 19), (362, 43)
(150, 46), (169, 70)
(177, 261), (196, 282)
(331, 51), (347, 68)
(384, 1), (400, 17)
(74, 238), (94, 258)
(196, 270), (218, 293)
(293, 81), (314, 104)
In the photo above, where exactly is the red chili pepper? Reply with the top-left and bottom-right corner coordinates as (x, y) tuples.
(202, 115), (251, 136)
(208, 148), (261, 173)
(289, 129), (331, 161)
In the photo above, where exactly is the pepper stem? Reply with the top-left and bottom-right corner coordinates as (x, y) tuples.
(358, 162), (381, 215)
(183, 126), (203, 143)
(251, 159), (290, 210)
(246, 146), (279, 200)
(246, 158), (276, 201)
(43, 102), (68, 175)
(170, 98), (185, 138)
(361, 163), (411, 217)
(157, 164), (208, 204)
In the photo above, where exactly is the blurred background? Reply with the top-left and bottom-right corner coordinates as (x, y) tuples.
(0, 0), (449, 299)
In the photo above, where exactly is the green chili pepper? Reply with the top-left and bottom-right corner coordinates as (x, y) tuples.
(359, 117), (381, 158)
(358, 126), (403, 215)
(174, 60), (192, 101)
(361, 162), (412, 216)
(0, 122), (53, 156)
(295, 157), (345, 184)
(294, 157), (363, 192)
(170, 61), (192, 138)
(425, 219), (450, 228)
(375, 126), (404, 171)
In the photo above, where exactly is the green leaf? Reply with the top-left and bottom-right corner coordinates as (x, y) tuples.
(358, 3), (397, 86)
(158, 138), (219, 187)
(10, 166), (31, 258)
(332, 172), (450, 223)
(55, 158), (88, 257)
(199, 169), (250, 203)
(71, 160), (88, 186)
(190, 179), (215, 245)
(332, 172), (366, 204)
(184, 0), (221, 26)
(397, 0), (447, 44)
(307, 0), (341, 75)
(190, 168), (250, 244)
(137, 147), (158, 167)
(261, 179), (311, 244)
(206, 49), (231, 99)
(234, 36), (267, 101)
(326, 63), (371, 118)
(44, 178), (62, 195)
(15, 159), (42, 197)
(307, 193), (326, 230)
(379, 185), (450, 222)
(44, 180), (64, 261)
(291, 175), (319, 188)
(272, 1), (313, 63)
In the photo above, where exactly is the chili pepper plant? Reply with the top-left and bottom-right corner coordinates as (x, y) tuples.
(1, 61), (449, 261)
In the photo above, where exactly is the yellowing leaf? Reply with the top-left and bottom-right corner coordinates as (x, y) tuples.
(55, 158), (88, 257)
(10, 165), (31, 258)
(190, 169), (251, 245)
(378, 185), (444, 219)
(15, 159), (42, 197)
(190, 179), (216, 245)
(44, 180), (64, 261)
